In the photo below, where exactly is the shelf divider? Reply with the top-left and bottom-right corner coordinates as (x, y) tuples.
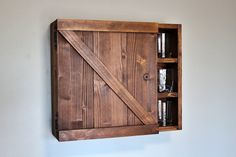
(158, 92), (178, 98)
(157, 58), (178, 63)
(159, 126), (178, 132)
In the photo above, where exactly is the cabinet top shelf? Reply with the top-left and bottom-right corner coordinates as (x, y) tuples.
(157, 58), (178, 63)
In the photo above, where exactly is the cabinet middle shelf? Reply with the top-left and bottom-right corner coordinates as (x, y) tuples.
(158, 92), (178, 99)
(157, 58), (178, 63)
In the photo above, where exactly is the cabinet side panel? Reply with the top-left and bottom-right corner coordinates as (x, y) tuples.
(125, 33), (157, 125)
(177, 25), (182, 129)
(51, 21), (58, 138)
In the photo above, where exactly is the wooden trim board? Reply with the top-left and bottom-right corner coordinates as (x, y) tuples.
(59, 125), (159, 141)
(56, 19), (159, 32)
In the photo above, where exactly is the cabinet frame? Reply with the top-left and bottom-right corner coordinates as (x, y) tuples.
(51, 19), (182, 141)
(158, 24), (182, 131)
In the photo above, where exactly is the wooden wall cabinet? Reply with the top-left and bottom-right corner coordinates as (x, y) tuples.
(50, 19), (182, 141)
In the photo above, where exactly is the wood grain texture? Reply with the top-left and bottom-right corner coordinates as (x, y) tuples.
(124, 33), (157, 125)
(57, 33), (71, 130)
(57, 32), (94, 130)
(51, 19), (182, 141)
(50, 21), (58, 138)
(158, 92), (178, 98)
(157, 23), (182, 131)
(159, 126), (178, 132)
(92, 32), (157, 127)
(93, 32), (128, 128)
(57, 19), (158, 33)
(158, 23), (180, 29)
(177, 24), (182, 130)
(59, 30), (157, 125)
(59, 125), (159, 141)
(79, 32), (94, 129)
(157, 58), (178, 63)
(93, 32), (110, 128)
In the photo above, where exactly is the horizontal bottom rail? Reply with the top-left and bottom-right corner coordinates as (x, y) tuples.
(58, 125), (159, 141)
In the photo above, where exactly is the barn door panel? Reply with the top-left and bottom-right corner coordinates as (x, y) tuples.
(58, 30), (157, 130)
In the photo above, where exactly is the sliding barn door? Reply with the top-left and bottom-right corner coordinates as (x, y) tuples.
(52, 19), (159, 140)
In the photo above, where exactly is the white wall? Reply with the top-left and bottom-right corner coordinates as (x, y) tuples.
(0, 0), (236, 157)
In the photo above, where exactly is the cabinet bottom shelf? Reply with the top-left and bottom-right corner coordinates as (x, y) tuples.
(159, 125), (178, 132)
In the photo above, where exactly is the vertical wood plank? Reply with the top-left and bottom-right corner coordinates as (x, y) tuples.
(93, 32), (112, 128)
(109, 32), (127, 126)
(126, 33), (138, 125)
(93, 31), (99, 128)
(125, 33), (157, 125)
(80, 32), (94, 129)
(69, 41), (83, 129)
(93, 32), (128, 128)
(58, 32), (94, 130)
(58, 33), (72, 130)
(144, 33), (157, 122)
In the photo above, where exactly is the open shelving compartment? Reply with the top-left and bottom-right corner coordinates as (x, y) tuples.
(157, 24), (182, 132)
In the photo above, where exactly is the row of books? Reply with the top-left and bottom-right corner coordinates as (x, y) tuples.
(158, 32), (175, 58)
(158, 33), (177, 127)
(158, 100), (173, 126)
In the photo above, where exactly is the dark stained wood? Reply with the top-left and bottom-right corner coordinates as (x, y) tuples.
(59, 125), (159, 141)
(57, 19), (158, 33)
(158, 23), (179, 29)
(93, 32), (110, 128)
(156, 23), (182, 131)
(125, 33), (157, 125)
(93, 32), (128, 128)
(157, 58), (178, 63)
(177, 24), (182, 130)
(57, 32), (94, 130)
(50, 21), (59, 138)
(57, 33), (72, 130)
(159, 126), (178, 132)
(92, 31), (157, 127)
(59, 30), (157, 125)
(79, 32), (94, 129)
(51, 19), (182, 141)
(158, 92), (178, 98)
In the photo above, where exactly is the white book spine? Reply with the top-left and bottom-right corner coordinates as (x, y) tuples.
(158, 34), (161, 54)
(158, 100), (162, 121)
(162, 101), (167, 126)
(161, 33), (165, 58)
